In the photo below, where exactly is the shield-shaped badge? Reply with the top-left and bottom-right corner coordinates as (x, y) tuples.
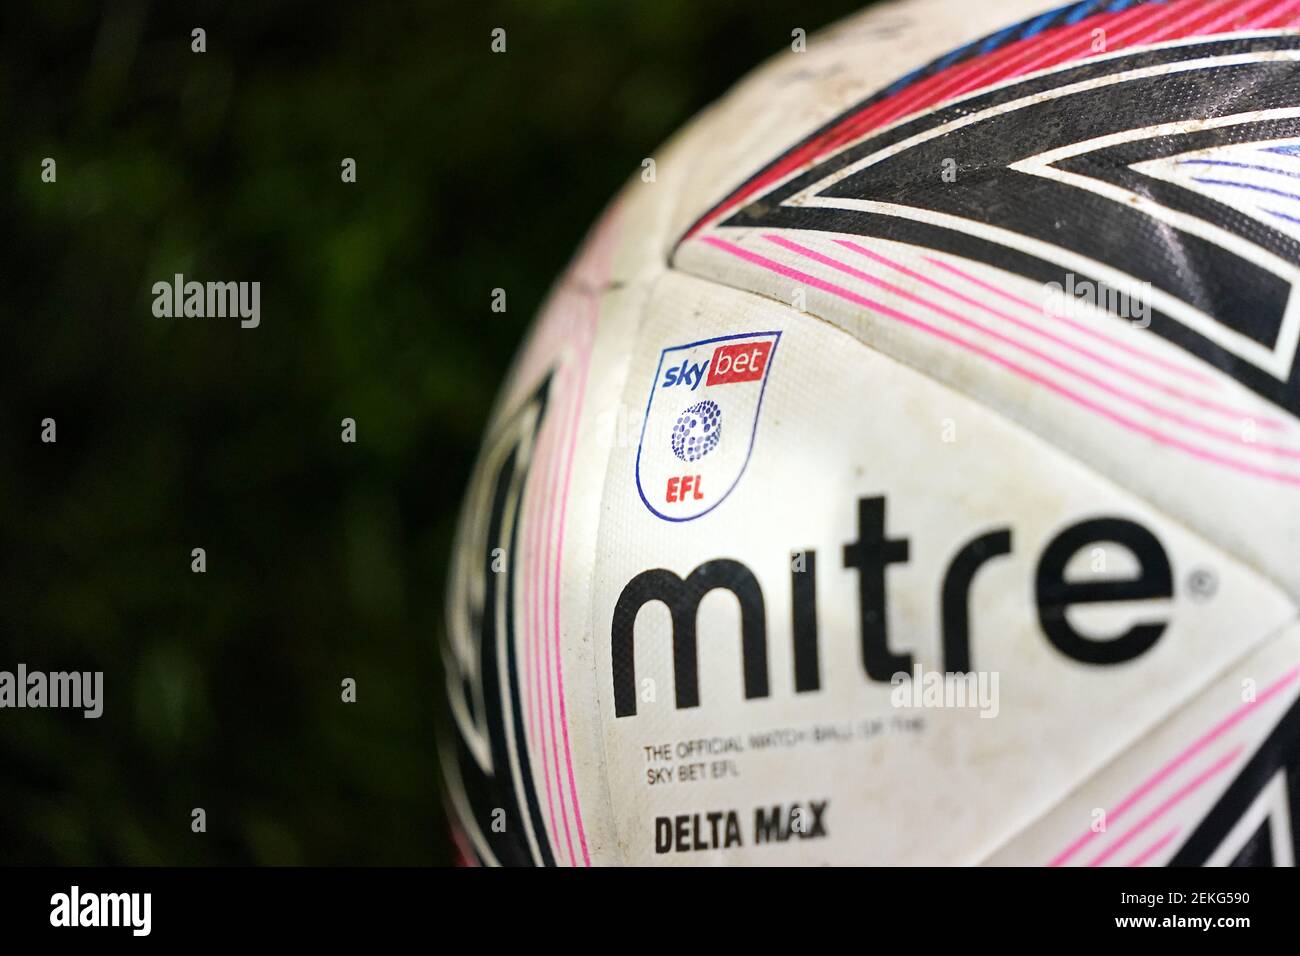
(635, 330), (781, 521)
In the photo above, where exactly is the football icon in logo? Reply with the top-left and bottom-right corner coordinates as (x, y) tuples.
(671, 400), (721, 462)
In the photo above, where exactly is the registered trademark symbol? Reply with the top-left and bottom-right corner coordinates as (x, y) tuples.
(1187, 568), (1218, 601)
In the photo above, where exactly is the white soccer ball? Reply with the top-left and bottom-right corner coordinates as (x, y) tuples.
(443, 0), (1300, 866)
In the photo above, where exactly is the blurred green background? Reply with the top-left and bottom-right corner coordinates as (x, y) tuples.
(0, 0), (866, 864)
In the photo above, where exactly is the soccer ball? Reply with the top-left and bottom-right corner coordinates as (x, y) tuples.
(442, 0), (1300, 866)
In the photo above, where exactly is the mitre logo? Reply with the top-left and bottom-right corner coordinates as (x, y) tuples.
(610, 497), (1175, 719)
(636, 331), (780, 522)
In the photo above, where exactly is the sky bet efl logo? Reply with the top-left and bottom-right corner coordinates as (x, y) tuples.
(636, 331), (780, 521)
